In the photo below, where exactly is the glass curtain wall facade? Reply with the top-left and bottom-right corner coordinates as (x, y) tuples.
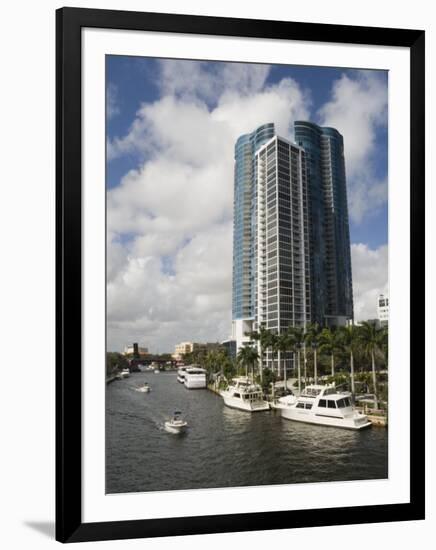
(232, 124), (275, 322)
(255, 136), (311, 372)
(294, 121), (353, 324)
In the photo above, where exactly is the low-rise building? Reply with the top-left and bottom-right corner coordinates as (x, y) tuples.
(172, 341), (194, 361)
(377, 294), (389, 327)
(172, 341), (225, 360)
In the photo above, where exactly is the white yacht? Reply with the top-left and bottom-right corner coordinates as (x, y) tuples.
(184, 367), (207, 389)
(164, 411), (188, 434)
(220, 377), (270, 412)
(278, 384), (372, 430)
(177, 366), (188, 383)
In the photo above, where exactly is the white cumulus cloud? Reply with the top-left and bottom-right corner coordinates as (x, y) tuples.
(351, 243), (388, 321)
(106, 62), (311, 351)
(317, 71), (388, 224)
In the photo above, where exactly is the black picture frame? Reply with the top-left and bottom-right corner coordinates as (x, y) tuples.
(56, 6), (425, 543)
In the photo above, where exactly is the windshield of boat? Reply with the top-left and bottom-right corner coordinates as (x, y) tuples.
(302, 387), (322, 397)
(336, 397), (352, 408)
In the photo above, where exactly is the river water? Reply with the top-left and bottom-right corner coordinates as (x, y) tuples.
(106, 371), (388, 494)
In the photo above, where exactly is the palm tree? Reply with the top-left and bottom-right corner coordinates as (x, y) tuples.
(247, 325), (271, 381)
(379, 325), (389, 368)
(258, 330), (279, 378)
(338, 324), (360, 397)
(358, 322), (384, 410)
(287, 326), (305, 394)
(304, 323), (321, 384)
(277, 331), (292, 390)
(319, 327), (341, 377)
(270, 331), (280, 379)
(236, 345), (259, 381)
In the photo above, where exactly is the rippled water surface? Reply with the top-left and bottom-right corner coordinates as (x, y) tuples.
(106, 371), (388, 493)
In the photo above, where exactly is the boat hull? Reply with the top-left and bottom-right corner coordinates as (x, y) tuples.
(221, 393), (270, 412)
(280, 409), (372, 430)
(164, 422), (187, 434)
(184, 378), (207, 389)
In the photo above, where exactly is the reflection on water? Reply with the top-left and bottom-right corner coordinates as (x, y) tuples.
(106, 371), (388, 493)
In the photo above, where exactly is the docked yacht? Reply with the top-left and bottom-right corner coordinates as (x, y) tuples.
(279, 384), (371, 430)
(164, 411), (188, 434)
(177, 366), (188, 383)
(184, 367), (207, 389)
(220, 377), (270, 412)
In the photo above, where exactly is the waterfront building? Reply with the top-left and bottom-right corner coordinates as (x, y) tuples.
(255, 135), (311, 372)
(377, 294), (389, 327)
(232, 123), (275, 347)
(231, 122), (354, 370)
(294, 121), (353, 325)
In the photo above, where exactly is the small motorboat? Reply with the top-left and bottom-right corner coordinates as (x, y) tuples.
(135, 382), (150, 393)
(164, 411), (188, 434)
(116, 368), (130, 379)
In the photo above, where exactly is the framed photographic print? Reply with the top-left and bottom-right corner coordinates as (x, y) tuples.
(56, 7), (425, 543)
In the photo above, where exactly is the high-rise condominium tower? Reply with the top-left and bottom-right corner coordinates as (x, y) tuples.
(232, 121), (353, 358)
(232, 123), (275, 348)
(294, 121), (353, 324)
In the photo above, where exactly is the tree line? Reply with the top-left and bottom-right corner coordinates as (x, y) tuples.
(186, 322), (388, 410)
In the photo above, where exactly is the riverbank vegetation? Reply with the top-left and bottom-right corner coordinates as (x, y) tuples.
(194, 323), (389, 411)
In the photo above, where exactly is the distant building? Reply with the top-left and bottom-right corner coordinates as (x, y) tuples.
(192, 342), (224, 355)
(123, 343), (149, 357)
(172, 341), (194, 360)
(377, 294), (389, 327)
(172, 341), (224, 361)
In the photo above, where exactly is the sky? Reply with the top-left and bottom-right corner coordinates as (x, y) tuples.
(106, 56), (388, 353)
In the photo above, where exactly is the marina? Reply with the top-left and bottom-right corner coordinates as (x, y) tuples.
(106, 371), (388, 494)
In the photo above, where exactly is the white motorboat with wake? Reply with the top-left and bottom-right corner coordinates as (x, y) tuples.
(278, 384), (371, 430)
(220, 377), (269, 412)
(135, 381), (150, 393)
(164, 411), (188, 434)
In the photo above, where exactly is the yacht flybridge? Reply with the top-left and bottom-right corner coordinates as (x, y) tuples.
(220, 377), (270, 412)
(277, 384), (372, 430)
